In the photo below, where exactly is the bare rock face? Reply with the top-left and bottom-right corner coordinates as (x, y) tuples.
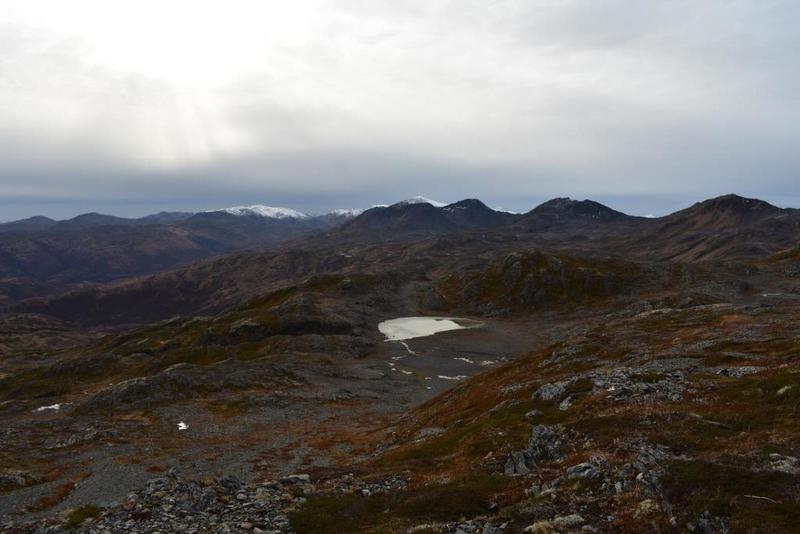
(505, 424), (566, 476)
(533, 381), (570, 402)
(526, 424), (566, 465)
(505, 451), (531, 476)
(563, 460), (603, 482)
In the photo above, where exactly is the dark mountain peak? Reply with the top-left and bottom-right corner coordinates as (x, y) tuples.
(526, 197), (627, 220)
(366, 202), (444, 221)
(444, 198), (491, 211)
(337, 197), (516, 238)
(390, 196), (446, 208)
(663, 194), (784, 231)
(513, 197), (630, 233)
(348, 201), (449, 227)
(442, 198), (517, 228)
(62, 212), (133, 227)
(0, 215), (57, 233)
(1, 215), (55, 226)
(688, 194), (781, 216)
(69, 212), (108, 220)
(186, 210), (237, 222)
(353, 201), (442, 221)
(138, 211), (194, 224)
(537, 197), (575, 208)
(18, 215), (55, 224)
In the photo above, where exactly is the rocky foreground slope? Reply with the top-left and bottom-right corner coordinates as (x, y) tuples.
(7, 292), (800, 532)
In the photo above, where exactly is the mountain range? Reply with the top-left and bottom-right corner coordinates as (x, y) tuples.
(0, 194), (796, 310)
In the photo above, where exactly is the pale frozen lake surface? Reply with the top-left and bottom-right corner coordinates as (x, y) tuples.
(378, 316), (482, 341)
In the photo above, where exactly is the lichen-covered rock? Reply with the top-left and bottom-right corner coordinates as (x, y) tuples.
(768, 453), (800, 474)
(533, 382), (569, 402)
(525, 425), (565, 465)
(564, 461), (602, 481)
(504, 451), (530, 476)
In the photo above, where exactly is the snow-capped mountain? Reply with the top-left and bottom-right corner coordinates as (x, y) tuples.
(211, 205), (310, 219)
(393, 196), (447, 208)
(326, 208), (368, 217)
(209, 197), (447, 221)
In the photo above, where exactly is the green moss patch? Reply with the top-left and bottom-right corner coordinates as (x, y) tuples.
(63, 505), (103, 529)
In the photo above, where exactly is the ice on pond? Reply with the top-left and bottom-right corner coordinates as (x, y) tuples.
(378, 317), (482, 341)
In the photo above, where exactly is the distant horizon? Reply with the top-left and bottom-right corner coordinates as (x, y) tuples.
(3, 191), (799, 224)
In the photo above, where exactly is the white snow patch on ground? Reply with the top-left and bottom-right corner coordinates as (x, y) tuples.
(177, 421), (188, 431)
(379, 317), (480, 341)
(35, 403), (61, 412)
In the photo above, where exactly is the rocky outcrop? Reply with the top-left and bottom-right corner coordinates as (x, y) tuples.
(504, 425), (566, 476)
(7, 471), (414, 533)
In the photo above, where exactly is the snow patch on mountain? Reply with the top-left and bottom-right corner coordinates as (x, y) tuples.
(212, 205), (310, 219)
(394, 196), (447, 208)
(327, 208), (367, 217)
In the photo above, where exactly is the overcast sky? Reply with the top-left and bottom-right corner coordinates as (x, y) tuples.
(1, 0), (799, 220)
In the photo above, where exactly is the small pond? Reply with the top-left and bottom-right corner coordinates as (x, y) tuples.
(378, 316), (482, 341)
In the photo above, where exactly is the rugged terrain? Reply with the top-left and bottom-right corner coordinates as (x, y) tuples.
(1, 194), (800, 533)
(0, 208), (353, 307)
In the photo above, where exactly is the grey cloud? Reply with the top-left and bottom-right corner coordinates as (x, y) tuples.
(0, 0), (798, 220)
